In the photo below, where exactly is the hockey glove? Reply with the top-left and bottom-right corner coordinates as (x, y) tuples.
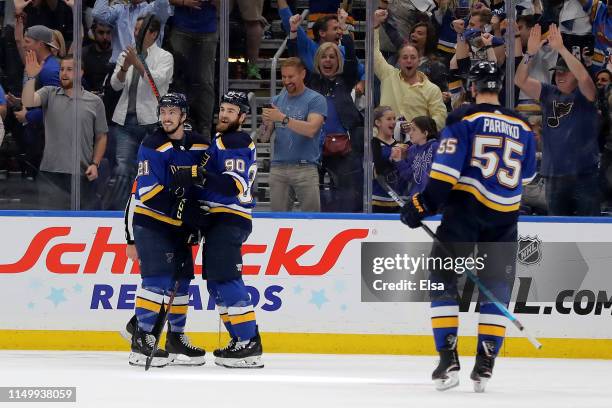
(400, 193), (431, 228)
(172, 165), (206, 188)
(172, 198), (211, 229)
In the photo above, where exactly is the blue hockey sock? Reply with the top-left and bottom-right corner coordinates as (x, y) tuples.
(167, 279), (191, 333)
(211, 279), (257, 341)
(431, 300), (459, 351)
(135, 286), (165, 333)
(477, 303), (506, 356)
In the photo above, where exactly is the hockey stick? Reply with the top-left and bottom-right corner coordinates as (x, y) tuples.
(136, 14), (161, 101)
(375, 174), (543, 350)
(145, 280), (180, 371)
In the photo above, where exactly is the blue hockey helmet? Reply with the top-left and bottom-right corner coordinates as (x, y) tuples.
(158, 92), (189, 116)
(221, 90), (250, 114)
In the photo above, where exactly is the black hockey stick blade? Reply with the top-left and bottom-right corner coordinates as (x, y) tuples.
(145, 280), (180, 371)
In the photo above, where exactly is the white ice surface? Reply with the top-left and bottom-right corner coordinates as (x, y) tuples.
(0, 351), (610, 408)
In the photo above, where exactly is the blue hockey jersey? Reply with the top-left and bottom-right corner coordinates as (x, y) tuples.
(424, 103), (536, 222)
(132, 129), (209, 233)
(197, 131), (257, 230)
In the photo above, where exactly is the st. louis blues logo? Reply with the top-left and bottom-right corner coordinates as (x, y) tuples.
(412, 145), (434, 184)
(517, 235), (542, 265)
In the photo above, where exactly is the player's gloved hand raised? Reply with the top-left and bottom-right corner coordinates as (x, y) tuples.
(171, 198), (211, 229)
(400, 193), (431, 228)
(172, 165), (206, 188)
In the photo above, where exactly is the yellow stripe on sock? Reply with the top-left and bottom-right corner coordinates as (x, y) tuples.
(478, 324), (506, 337)
(229, 311), (256, 325)
(168, 305), (188, 314)
(135, 297), (162, 313)
(220, 313), (230, 323)
(431, 316), (458, 329)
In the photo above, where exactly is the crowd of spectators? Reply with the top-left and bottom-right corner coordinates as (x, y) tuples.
(0, 0), (263, 209)
(0, 0), (611, 216)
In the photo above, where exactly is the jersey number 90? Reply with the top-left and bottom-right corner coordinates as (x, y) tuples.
(225, 159), (257, 204)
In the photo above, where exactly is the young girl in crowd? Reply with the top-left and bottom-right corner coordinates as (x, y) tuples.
(394, 116), (440, 197)
(371, 105), (407, 213)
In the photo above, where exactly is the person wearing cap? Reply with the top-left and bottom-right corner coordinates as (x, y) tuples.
(22, 25), (61, 86)
(13, 25), (61, 181)
(515, 24), (600, 216)
(21, 53), (108, 209)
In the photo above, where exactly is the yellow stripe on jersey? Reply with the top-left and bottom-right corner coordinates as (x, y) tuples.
(516, 103), (541, 113)
(429, 170), (458, 186)
(437, 43), (456, 54)
(220, 313), (230, 323)
(448, 79), (463, 91)
(216, 138), (226, 150)
(135, 297), (162, 313)
(140, 184), (163, 202)
(478, 324), (506, 337)
(462, 112), (532, 132)
(230, 311), (256, 325)
(248, 142), (256, 150)
(372, 199), (400, 207)
(593, 51), (606, 64)
(156, 142), (173, 152)
(233, 177), (245, 195)
(134, 206), (183, 226)
(191, 143), (209, 150)
(431, 316), (459, 328)
(452, 184), (520, 212)
(208, 207), (253, 220)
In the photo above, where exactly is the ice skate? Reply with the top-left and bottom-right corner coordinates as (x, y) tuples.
(213, 337), (237, 366)
(220, 332), (263, 369)
(471, 341), (496, 393)
(432, 335), (460, 391)
(129, 326), (168, 368)
(165, 331), (206, 366)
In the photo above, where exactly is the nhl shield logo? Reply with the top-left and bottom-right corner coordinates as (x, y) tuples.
(517, 236), (542, 265)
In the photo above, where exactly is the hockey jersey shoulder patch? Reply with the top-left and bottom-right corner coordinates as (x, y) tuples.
(216, 131), (255, 150)
(186, 130), (211, 151)
(446, 104), (479, 126)
(142, 130), (171, 151)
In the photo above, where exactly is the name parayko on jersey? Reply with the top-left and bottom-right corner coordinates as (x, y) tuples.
(482, 118), (520, 139)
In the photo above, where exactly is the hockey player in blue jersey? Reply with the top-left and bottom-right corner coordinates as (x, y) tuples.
(126, 93), (210, 367)
(400, 61), (537, 392)
(172, 90), (263, 368)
